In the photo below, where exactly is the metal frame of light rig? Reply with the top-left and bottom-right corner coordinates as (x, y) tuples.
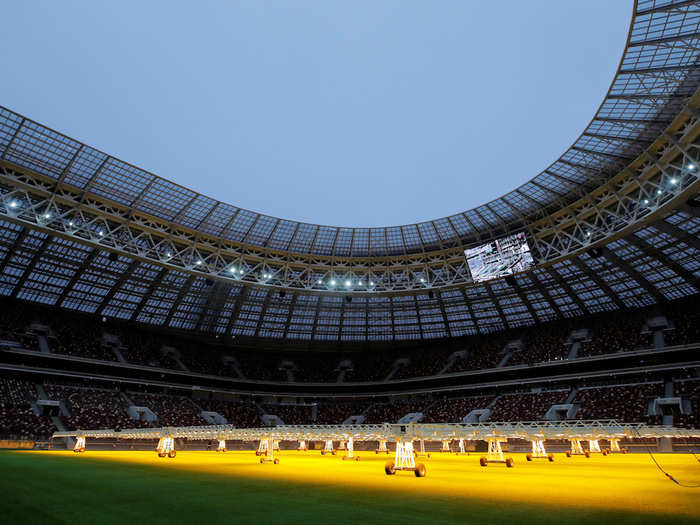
(53, 420), (700, 447)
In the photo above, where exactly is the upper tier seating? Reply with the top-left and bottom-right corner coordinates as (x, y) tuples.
(50, 310), (117, 361)
(578, 310), (651, 357)
(508, 323), (573, 366)
(1, 297), (698, 383)
(665, 298), (700, 347)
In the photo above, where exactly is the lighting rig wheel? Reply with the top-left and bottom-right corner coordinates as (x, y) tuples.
(355, 457), (360, 461)
(584, 451), (590, 458)
(505, 458), (514, 468)
(427, 453), (431, 459)
(255, 451), (261, 456)
(622, 448), (628, 454)
(342, 456), (347, 461)
(385, 461), (396, 475)
(602, 449), (608, 456)
(321, 451), (325, 456)
(547, 454), (554, 462)
(565, 451), (572, 458)
(168, 450), (176, 458)
(73, 449), (79, 454)
(158, 452), (166, 458)
(273, 458), (279, 465)
(332, 451), (337, 456)
(375, 450), (378, 454)
(525, 453), (532, 461)
(479, 457), (488, 467)
(414, 463), (426, 477)
(79, 447), (85, 453)
(222, 448), (226, 453)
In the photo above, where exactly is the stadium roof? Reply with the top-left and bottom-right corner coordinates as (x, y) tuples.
(1, 1), (698, 258)
(0, 0), (698, 342)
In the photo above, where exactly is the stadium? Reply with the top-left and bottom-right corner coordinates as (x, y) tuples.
(1, 1), (699, 523)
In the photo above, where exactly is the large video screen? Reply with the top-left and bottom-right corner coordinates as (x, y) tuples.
(465, 232), (534, 282)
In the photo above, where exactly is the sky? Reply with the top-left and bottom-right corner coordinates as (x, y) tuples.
(1, 1), (632, 227)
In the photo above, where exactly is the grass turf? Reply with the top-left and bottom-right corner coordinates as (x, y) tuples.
(1, 450), (698, 524)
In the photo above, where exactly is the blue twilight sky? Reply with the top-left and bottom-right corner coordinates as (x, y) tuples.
(2, 1), (631, 227)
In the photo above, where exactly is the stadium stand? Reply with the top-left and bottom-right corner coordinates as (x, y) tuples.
(0, 378), (55, 439)
(115, 328), (168, 368)
(315, 401), (371, 424)
(448, 335), (511, 373)
(2, 363), (699, 437)
(508, 323), (572, 366)
(674, 379), (700, 429)
(51, 317), (118, 362)
(0, 298), (40, 351)
(44, 384), (145, 431)
(421, 396), (495, 423)
(0, 296), (698, 385)
(488, 391), (570, 421)
(394, 347), (453, 379)
(263, 404), (314, 425)
(364, 400), (430, 424)
(665, 298), (700, 347)
(574, 383), (663, 423)
(196, 399), (261, 428)
(128, 393), (207, 427)
(578, 311), (652, 358)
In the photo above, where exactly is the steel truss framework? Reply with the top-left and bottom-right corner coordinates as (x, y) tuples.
(0, 178), (697, 340)
(0, 1), (698, 340)
(53, 420), (700, 445)
(0, 105), (698, 295)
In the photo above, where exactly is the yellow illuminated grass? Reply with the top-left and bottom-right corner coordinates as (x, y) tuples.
(26, 449), (700, 519)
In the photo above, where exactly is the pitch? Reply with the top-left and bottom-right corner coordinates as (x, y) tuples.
(1, 449), (698, 524)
